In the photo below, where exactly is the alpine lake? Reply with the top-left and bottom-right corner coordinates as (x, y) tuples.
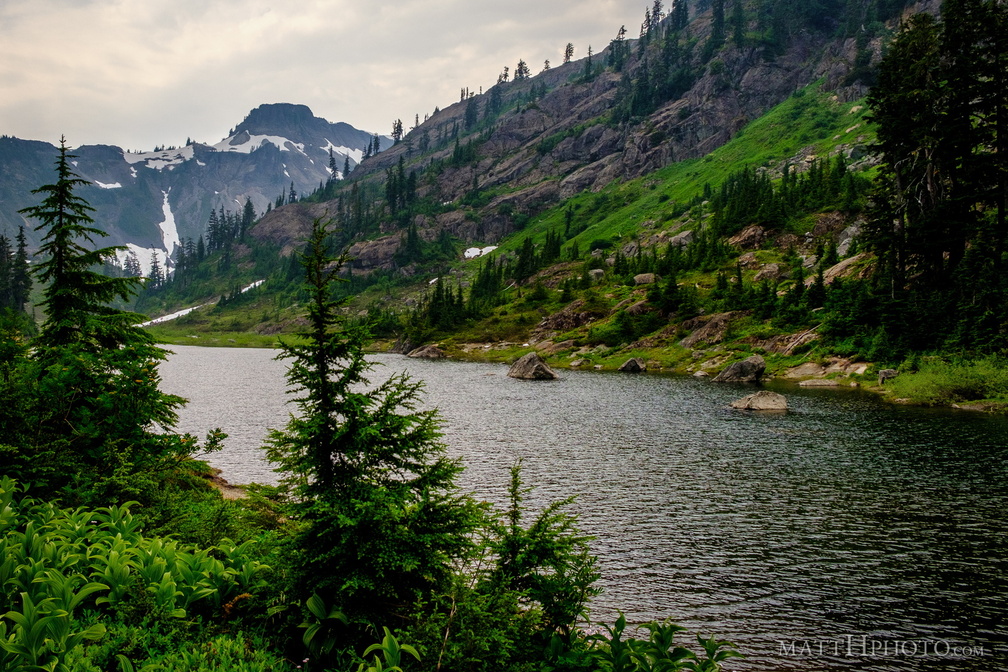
(159, 345), (1008, 672)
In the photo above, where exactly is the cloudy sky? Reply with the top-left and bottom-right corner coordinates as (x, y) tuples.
(0, 0), (639, 151)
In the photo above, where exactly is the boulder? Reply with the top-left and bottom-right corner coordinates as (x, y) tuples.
(538, 339), (576, 356)
(390, 337), (416, 354)
(507, 352), (559, 380)
(669, 230), (694, 247)
(713, 355), (766, 383)
(878, 369), (899, 385)
(407, 344), (446, 359)
(753, 263), (781, 282)
(730, 390), (788, 411)
(618, 357), (647, 373)
(633, 273), (657, 285)
(589, 268), (605, 283)
(728, 224), (766, 250)
(693, 370), (710, 378)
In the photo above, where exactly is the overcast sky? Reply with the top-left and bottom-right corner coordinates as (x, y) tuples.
(0, 0), (639, 151)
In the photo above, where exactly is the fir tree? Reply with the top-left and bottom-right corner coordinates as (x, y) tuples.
(11, 226), (31, 313)
(18, 138), (144, 352)
(266, 217), (477, 624)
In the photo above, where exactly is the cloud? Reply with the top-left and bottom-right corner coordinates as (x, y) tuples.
(0, 0), (634, 149)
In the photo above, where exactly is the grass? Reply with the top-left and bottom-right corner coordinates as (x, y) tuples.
(883, 356), (1008, 407)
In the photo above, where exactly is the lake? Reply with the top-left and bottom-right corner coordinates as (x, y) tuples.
(159, 345), (1008, 671)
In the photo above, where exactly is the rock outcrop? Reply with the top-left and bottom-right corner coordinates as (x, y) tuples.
(507, 352), (558, 380)
(878, 369), (899, 385)
(713, 355), (766, 383)
(730, 390), (788, 411)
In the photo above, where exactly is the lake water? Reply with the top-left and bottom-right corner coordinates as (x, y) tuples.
(159, 345), (1008, 671)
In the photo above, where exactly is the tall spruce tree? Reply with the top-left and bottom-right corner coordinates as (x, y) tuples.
(9, 137), (189, 501)
(11, 226), (31, 313)
(19, 138), (146, 353)
(266, 217), (476, 624)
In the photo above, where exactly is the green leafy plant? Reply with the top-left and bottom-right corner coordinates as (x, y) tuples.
(358, 627), (420, 672)
(300, 593), (348, 657)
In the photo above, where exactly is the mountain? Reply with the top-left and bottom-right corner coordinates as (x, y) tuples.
(0, 103), (390, 273)
(251, 0), (935, 275)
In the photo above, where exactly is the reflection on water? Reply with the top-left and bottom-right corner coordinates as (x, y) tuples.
(160, 346), (1008, 671)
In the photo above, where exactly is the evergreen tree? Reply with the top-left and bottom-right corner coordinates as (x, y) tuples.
(11, 226), (31, 313)
(564, 42), (574, 63)
(241, 197), (255, 239)
(18, 138), (144, 352)
(148, 251), (164, 289)
(9, 138), (189, 501)
(671, 0), (689, 31)
(266, 217), (477, 625)
(515, 59), (530, 80)
(0, 234), (12, 309)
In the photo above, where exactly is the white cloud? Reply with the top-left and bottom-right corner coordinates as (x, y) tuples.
(0, 0), (634, 150)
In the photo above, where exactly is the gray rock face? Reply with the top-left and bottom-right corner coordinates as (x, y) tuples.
(730, 390), (788, 411)
(618, 357), (647, 373)
(507, 352), (558, 380)
(713, 355), (766, 383)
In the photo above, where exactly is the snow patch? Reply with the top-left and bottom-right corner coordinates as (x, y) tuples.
(140, 304), (205, 327)
(157, 191), (180, 256)
(213, 133), (306, 155)
(464, 246), (498, 259)
(321, 140), (363, 164)
(94, 180), (122, 189)
(123, 145), (195, 171)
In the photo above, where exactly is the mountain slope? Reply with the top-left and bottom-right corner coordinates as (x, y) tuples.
(251, 1), (931, 274)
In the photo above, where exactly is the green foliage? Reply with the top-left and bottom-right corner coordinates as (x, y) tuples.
(861, 1), (1008, 354)
(882, 356), (1008, 405)
(0, 477), (279, 672)
(358, 627), (421, 672)
(490, 463), (600, 638)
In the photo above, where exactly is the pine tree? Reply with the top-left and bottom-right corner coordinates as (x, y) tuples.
(265, 217), (476, 623)
(564, 42), (574, 63)
(18, 138), (145, 352)
(10, 137), (189, 500)
(11, 226), (31, 313)
(148, 251), (164, 288)
(0, 234), (12, 309)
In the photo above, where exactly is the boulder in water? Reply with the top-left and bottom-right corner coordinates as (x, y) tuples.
(730, 390), (788, 411)
(507, 352), (558, 380)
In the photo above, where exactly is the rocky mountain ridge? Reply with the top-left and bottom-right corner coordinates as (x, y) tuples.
(1, 104), (388, 272)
